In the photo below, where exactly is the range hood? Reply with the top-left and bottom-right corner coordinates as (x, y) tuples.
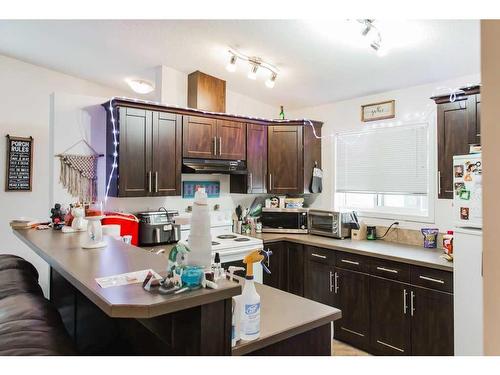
(182, 158), (247, 174)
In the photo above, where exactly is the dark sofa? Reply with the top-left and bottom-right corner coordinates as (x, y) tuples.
(0, 254), (75, 355)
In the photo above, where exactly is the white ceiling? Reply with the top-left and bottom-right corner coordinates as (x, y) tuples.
(0, 20), (480, 109)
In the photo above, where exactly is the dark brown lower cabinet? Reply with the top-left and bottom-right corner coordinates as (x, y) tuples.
(333, 268), (371, 351)
(370, 276), (411, 355)
(263, 242), (286, 290)
(304, 258), (333, 306)
(285, 242), (304, 296)
(410, 287), (454, 356)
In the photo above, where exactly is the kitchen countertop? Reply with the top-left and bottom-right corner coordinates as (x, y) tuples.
(251, 233), (453, 271)
(231, 279), (341, 355)
(13, 229), (241, 318)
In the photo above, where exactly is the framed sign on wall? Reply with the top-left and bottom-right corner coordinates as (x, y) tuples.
(5, 135), (33, 192)
(361, 100), (396, 122)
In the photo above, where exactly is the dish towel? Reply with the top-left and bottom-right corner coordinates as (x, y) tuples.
(59, 154), (98, 203)
(310, 166), (323, 193)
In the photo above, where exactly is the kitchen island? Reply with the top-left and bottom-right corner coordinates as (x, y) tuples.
(13, 228), (341, 355)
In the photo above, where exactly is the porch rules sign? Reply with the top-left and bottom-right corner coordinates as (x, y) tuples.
(5, 135), (33, 191)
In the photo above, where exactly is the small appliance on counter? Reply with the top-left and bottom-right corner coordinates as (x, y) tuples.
(308, 209), (359, 239)
(260, 207), (308, 234)
(138, 209), (181, 246)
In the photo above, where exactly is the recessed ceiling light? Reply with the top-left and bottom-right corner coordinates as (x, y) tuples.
(125, 78), (155, 94)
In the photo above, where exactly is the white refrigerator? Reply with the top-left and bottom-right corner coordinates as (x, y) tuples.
(452, 154), (483, 355)
(452, 154), (482, 229)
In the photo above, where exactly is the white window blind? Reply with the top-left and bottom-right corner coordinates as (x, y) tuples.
(336, 123), (429, 195)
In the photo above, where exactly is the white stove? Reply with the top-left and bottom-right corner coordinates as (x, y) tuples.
(179, 233), (264, 283)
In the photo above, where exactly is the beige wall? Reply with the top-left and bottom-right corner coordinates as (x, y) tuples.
(481, 20), (500, 355)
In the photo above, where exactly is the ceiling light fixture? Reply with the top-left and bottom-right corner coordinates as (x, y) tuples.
(265, 72), (277, 88)
(247, 63), (259, 80)
(357, 19), (385, 56)
(125, 78), (155, 94)
(226, 48), (279, 88)
(226, 54), (237, 72)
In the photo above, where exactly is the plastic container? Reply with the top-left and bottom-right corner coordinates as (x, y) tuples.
(187, 188), (212, 269)
(443, 230), (454, 255)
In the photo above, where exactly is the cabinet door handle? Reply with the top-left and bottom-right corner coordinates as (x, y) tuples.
(403, 289), (408, 315)
(438, 171), (442, 195)
(410, 290), (415, 316)
(219, 137), (222, 156)
(335, 272), (339, 294)
(266, 248), (271, 268)
(341, 259), (359, 266)
(419, 275), (445, 284)
(213, 137), (217, 155)
(376, 266), (398, 274)
(311, 253), (327, 259)
(269, 173), (272, 191)
(147, 171), (152, 193)
(155, 171), (158, 193)
(329, 271), (334, 292)
(249, 173), (253, 192)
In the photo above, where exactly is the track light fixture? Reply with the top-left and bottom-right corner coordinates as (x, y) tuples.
(226, 48), (279, 88)
(247, 62), (259, 80)
(357, 19), (385, 56)
(226, 54), (237, 72)
(265, 72), (277, 88)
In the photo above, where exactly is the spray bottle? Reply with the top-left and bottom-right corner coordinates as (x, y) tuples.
(240, 249), (272, 341)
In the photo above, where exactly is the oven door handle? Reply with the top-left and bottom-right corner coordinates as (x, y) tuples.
(310, 211), (334, 217)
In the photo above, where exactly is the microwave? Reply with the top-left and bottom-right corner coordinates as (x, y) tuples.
(308, 210), (358, 239)
(261, 208), (308, 234)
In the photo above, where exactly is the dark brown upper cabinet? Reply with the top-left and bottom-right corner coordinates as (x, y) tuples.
(183, 117), (246, 160)
(105, 106), (182, 197)
(231, 123), (267, 194)
(182, 116), (217, 159)
(432, 85), (480, 199)
(268, 121), (322, 195)
(216, 120), (246, 160)
(188, 71), (226, 113)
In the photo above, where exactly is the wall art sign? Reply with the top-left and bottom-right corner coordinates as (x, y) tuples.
(361, 100), (396, 122)
(182, 181), (220, 198)
(5, 135), (33, 191)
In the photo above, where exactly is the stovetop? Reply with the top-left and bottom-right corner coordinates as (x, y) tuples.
(180, 233), (263, 252)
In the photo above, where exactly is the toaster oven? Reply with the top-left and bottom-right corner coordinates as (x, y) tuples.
(260, 208), (308, 234)
(308, 210), (358, 239)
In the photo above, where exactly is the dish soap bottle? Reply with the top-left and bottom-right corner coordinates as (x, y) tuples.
(279, 105), (285, 120)
(240, 250), (265, 341)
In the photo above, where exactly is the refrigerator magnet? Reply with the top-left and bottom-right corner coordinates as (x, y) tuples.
(454, 165), (464, 178)
(455, 182), (465, 196)
(459, 189), (471, 200)
(460, 207), (470, 220)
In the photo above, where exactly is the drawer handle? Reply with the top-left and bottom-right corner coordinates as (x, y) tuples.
(376, 266), (398, 274)
(341, 259), (359, 265)
(311, 253), (327, 259)
(376, 340), (404, 353)
(341, 327), (365, 337)
(419, 275), (445, 284)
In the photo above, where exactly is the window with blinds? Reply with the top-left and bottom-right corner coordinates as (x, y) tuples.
(336, 123), (429, 195)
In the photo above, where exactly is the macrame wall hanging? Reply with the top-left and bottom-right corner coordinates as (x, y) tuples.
(56, 139), (103, 203)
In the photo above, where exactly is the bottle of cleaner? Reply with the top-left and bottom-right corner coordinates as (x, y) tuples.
(240, 249), (272, 341)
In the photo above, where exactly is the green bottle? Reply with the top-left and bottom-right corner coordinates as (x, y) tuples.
(279, 106), (285, 120)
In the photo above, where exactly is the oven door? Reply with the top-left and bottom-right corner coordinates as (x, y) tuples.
(308, 211), (338, 237)
(261, 212), (307, 232)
